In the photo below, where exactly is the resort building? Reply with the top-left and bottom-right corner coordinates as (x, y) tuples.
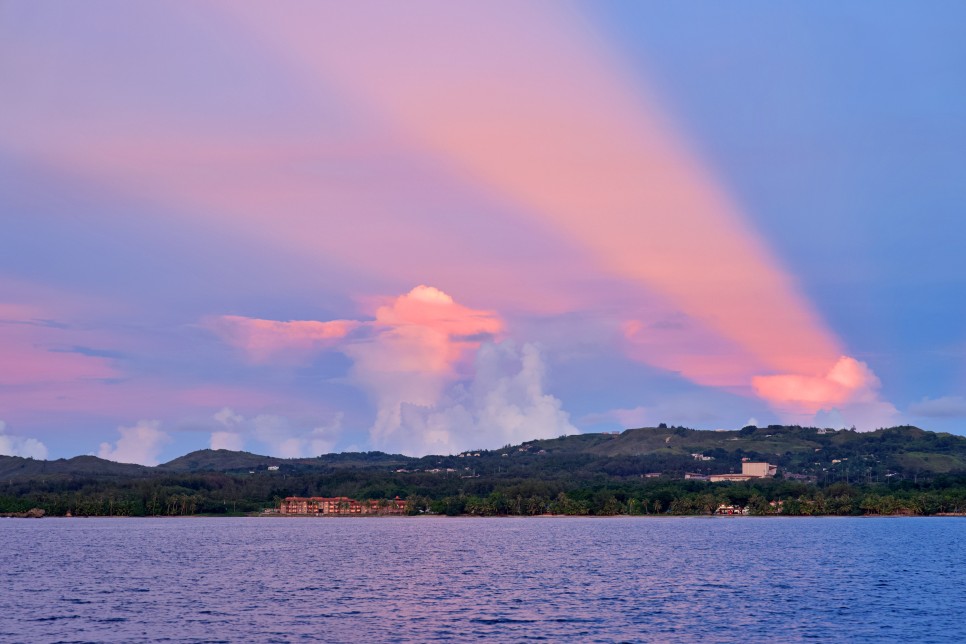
(279, 496), (408, 515)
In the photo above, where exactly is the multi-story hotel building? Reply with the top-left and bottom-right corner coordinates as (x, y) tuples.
(279, 496), (408, 515)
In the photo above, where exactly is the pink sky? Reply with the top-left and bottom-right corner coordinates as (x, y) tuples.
(3, 1), (961, 461)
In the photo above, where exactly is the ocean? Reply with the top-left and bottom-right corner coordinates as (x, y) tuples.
(2, 516), (964, 643)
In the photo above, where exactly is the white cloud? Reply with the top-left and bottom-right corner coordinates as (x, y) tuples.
(206, 287), (575, 456)
(372, 342), (577, 456)
(0, 420), (49, 460)
(207, 408), (343, 458)
(908, 395), (966, 419)
(211, 407), (246, 450)
(214, 407), (244, 427)
(812, 401), (900, 432)
(211, 431), (245, 451)
(98, 419), (170, 466)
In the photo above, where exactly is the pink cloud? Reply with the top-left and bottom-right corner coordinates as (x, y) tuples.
(752, 356), (881, 414)
(0, 302), (119, 387)
(205, 315), (359, 363)
(367, 285), (503, 373)
(206, 284), (516, 451)
(207, 285), (503, 370)
(0, 289), (301, 425)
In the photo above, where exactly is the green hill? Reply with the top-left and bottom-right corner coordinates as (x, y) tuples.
(3, 424), (966, 518)
(160, 449), (413, 474)
(0, 454), (151, 480)
(4, 425), (966, 482)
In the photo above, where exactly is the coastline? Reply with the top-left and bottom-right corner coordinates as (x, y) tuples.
(7, 512), (964, 519)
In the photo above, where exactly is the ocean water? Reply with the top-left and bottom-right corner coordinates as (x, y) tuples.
(1, 517), (964, 643)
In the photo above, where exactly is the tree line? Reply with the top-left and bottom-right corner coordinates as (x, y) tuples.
(3, 469), (966, 517)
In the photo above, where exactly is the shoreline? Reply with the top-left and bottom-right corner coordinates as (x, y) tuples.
(7, 512), (964, 520)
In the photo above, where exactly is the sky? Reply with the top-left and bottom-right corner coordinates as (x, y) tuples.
(1, 2), (965, 464)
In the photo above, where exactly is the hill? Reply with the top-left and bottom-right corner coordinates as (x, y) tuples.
(159, 449), (413, 474)
(0, 454), (152, 480)
(3, 425), (966, 518)
(4, 425), (966, 483)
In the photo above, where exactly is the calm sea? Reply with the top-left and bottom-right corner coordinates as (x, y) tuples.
(1, 517), (964, 643)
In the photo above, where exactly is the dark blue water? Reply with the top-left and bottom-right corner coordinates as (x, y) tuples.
(1, 517), (964, 643)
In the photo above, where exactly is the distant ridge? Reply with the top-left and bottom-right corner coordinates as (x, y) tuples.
(2, 425), (966, 482)
(0, 454), (151, 480)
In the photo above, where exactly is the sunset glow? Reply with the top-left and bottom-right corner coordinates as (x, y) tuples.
(1, 2), (963, 461)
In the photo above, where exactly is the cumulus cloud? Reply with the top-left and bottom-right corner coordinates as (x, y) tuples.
(371, 342), (576, 456)
(343, 286), (504, 446)
(0, 420), (49, 460)
(98, 419), (170, 465)
(908, 395), (966, 419)
(205, 286), (575, 455)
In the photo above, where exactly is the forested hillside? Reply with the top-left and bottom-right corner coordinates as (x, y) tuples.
(3, 425), (966, 517)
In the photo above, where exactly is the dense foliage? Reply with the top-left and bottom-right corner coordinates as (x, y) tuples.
(2, 467), (966, 518)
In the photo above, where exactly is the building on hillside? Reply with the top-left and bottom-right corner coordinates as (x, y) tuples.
(279, 496), (408, 515)
(684, 472), (709, 481)
(709, 462), (777, 483)
(742, 462), (777, 477)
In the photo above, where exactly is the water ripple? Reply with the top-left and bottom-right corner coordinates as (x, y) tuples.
(1, 517), (965, 642)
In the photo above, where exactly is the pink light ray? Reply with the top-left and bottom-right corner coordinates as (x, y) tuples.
(221, 1), (865, 408)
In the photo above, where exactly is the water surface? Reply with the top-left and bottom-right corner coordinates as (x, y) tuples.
(2, 517), (964, 642)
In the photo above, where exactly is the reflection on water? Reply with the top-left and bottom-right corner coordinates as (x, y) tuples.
(1, 517), (964, 642)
